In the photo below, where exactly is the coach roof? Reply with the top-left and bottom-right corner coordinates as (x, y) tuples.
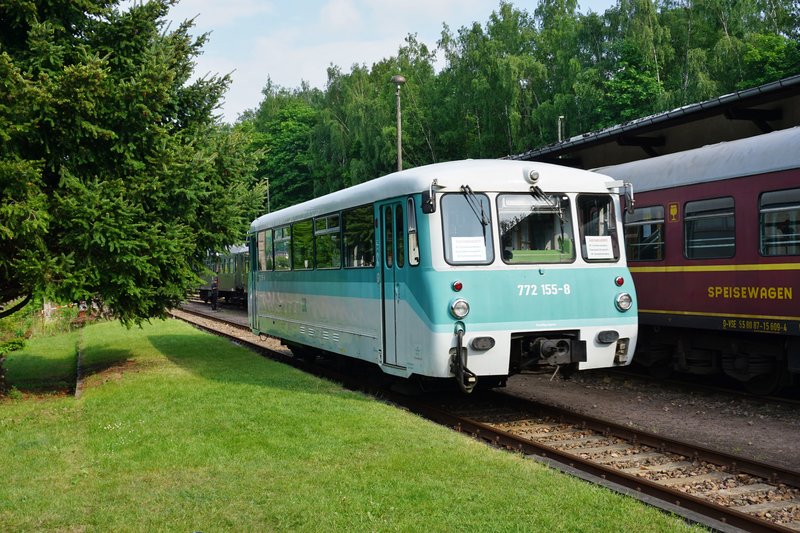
(251, 159), (617, 231)
(595, 126), (800, 193)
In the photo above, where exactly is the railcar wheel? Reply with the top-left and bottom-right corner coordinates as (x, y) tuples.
(744, 369), (785, 396)
(647, 360), (673, 379)
(287, 343), (317, 363)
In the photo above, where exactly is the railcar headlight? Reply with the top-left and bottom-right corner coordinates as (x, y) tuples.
(615, 292), (633, 312)
(450, 298), (470, 319)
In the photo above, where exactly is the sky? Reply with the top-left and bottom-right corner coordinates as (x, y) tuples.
(160, 0), (617, 122)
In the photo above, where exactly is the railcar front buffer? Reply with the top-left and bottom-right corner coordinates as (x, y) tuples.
(450, 324), (477, 393)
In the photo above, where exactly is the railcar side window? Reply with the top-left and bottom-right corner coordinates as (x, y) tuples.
(760, 188), (800, 256)
(315, 214), (341, 269)
(407, 197), (420, 266)
(384, 207), (394, 267)
(274, 226), (291, 271)
(395, 206), (405, 268)
(625, 206), (664, 261)
(257, 230), (273, 271)
(497, 194), (574, 264)
(292, 219), (314, 270)
(264, 230), (274, 270)
(343, 205), (375, 268)
(252, 234), (260, 271)
(685, 197), (735, 259)
(442, 193), (494, 265)
(577, 195), (619, 262)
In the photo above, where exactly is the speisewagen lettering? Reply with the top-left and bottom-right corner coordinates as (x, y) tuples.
(707, 286), (793, 300)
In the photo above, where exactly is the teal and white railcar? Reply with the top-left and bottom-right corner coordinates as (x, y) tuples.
(248, 160), (637, 392)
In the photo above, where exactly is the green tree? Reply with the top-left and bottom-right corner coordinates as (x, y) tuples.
(240, 0), (800, 198)
(738, 32), (800, 88)
(0, 0), (264, 324)
(249, 80), (320, 211)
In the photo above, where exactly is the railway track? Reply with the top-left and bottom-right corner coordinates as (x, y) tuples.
(172, 305), (800, 532)
(419, 392), (800, 532)
(176, 304), (251, 332)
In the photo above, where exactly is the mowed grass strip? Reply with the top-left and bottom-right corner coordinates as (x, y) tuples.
(0, 319), (700, 532)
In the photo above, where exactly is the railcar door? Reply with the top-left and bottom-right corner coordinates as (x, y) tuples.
(380, 202), (407, 368)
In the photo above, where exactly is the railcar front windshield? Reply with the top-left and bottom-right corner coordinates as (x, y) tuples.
(442, 193), (494, 265)
(497, 194), (575, 264)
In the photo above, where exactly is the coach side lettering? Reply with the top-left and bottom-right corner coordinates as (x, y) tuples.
(707, 286), (793, 300)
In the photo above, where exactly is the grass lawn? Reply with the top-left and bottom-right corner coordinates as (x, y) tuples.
(4, 328), (81, 393)
(0, 319), (702, 532)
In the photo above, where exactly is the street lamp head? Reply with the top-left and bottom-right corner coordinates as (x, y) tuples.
(391, 74), (407, 86)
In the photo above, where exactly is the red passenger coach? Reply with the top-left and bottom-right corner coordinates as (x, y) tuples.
(597, 127), (800, 393)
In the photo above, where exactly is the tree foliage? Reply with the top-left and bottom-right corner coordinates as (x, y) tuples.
(1, 0), (796, 325)
(0, 0), (265, 324)
(244, 0), (798, 207)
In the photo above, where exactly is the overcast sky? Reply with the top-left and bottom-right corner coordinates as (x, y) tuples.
(161, 0), (617, 122)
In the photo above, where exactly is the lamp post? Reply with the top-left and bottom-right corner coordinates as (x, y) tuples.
(391, 74), (406, 171)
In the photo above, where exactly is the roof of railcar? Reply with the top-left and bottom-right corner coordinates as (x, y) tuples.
(594, 126), (800, 192)
(251, 159), (618, 230)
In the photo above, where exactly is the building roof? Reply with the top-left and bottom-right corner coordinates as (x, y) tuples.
(510, 74), (800, 169)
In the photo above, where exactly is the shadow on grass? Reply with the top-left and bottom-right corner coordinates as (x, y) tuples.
(5, 353), (76, 393)
(147, 332), (368, 396)
(6, 346), (138, 395)
(80, 349), (138, 387)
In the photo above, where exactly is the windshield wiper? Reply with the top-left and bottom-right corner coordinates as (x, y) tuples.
(460, 185), (489, 237)
(529, 185), (565, 223)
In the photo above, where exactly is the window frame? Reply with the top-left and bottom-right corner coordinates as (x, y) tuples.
(759, 188), (800, 257)
(441, 192), (495, 266)
(343, 204), (376, 269)
(314, 213), (342, 270)
(577, 193), (620, 263)
(496, 192), (576, 265)
(684, 196), (735, 260)
(274, 225), (292, 271)
(407, 197), (420, 266)
(292, 219), (314, 271)
(624, 205), (665, 262)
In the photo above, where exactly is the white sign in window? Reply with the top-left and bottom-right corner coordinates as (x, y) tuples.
(585, 235), (614, 259)
(451, 236), (487, 262)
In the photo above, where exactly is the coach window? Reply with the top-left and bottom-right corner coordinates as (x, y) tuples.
(274, 226), (291, 271)
(407, 198), (420, 266)
(625, 206), (664, 261)
(442, 193), (494, 265)
(343, 205), (375, 268)
(577, 194), (619, 262)
(383, 207), (394, 267)
(395, 205), (406, 268)
(760, 188), (800, 256)
(292, 219), (314, 270)
(685, 197), (735, 259)
(498, 193), (574, 264)
(262, 230), (274, 270)
(315, 214), (342, 269)
(252, 233), (261, 271)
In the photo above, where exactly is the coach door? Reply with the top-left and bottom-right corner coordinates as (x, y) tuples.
(380, 202), (407, 368)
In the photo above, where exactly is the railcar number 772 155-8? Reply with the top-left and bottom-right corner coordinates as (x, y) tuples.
(248, 159), (637, 392)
